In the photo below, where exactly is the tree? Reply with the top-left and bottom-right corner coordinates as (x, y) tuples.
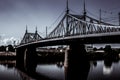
(104, 45), (112, 53)
(99, 47), (104, 50)
(0, 46), (6, 51)
(93, 47), (97, 51)
(8, 45), (15, 52)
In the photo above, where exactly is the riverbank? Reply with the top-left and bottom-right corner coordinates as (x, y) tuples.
(87, 51), (119, 61)
(0, 52), (16, 59)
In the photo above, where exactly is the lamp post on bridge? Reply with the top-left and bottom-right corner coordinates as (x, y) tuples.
(99, 9), (102, 24)
(118, 12), (120, 26)
(46, 26), (48, 37)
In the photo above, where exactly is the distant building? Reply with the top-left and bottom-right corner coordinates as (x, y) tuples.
(86, 45), (93, 52)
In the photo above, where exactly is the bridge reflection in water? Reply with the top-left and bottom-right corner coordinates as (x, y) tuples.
(15, 44), (119, 80)
(0, 51), (120, 80)
(16, 48), (91, 80)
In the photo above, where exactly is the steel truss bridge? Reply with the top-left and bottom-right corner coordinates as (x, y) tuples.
(16, 0), (120, 47)
(17, 12), (120, 48)
(15, 0), (120, 71)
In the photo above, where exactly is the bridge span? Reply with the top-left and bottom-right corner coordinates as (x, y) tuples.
(17, 31), (120, 48)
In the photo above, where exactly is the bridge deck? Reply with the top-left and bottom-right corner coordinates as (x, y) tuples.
(16, 31), (120, 48)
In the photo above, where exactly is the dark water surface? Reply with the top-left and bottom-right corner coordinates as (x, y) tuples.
(0, 59), (120, 80)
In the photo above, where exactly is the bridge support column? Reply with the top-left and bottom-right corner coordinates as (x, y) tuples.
(64, 44), (90, 80)
(16, 47), (26, 70)
(24, 47), (37, 72)
(64, 44), (88, 67)
(16, 47), (37, 72)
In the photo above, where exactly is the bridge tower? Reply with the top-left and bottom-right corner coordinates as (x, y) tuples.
(25, 25), (28, 33)
(20, 26), (42, 44)
(64, 0), (89, 69)
(66, 0), (69, 36)
(34, 26), (42, 41)
(83, 0), (87, 34)
(83, 0), (86, 21)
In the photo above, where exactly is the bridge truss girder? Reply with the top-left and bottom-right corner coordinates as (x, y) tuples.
(47, 14), (120, 39)
(20, 32), (42, 45)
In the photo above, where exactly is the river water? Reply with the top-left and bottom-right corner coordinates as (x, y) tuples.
(0, 58), (120, 80)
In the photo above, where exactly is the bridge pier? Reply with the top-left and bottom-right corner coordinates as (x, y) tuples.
(64, 44), (90, 80)
(16, 47), (25, 70)
(16, 46), (37, 72)
(64, 44), (87, 67)
(24, 47), (37, 72)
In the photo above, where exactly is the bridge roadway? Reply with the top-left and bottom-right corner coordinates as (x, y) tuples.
(16, 31), (120, 48)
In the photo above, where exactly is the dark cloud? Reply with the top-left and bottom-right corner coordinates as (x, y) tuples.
(0, 0), (15, 12)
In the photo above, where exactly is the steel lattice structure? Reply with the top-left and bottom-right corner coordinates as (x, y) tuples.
(20, 29), (42, 44)
(47, 13), (120, 39)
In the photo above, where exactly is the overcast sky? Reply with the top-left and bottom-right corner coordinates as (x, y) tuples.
(0, 0), (120, 45)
